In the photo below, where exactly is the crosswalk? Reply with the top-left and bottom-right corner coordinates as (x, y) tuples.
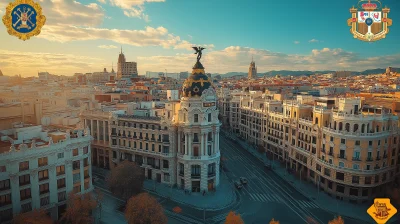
(248, 193), (319, 209)
(249, 193), (282, 202)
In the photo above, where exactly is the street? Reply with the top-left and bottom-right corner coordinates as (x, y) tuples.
(219, 132), (369, 224)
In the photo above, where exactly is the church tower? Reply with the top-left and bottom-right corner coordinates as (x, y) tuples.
(248, 57), (257, 79)
(175, 51), (221, 192)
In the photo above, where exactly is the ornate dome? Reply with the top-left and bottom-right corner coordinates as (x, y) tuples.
(182, 61), (213, 97)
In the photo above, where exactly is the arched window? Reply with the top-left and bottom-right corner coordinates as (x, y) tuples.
(334, 121), (337, 130)
(339, 122), (343, 131)
(315, 117), (319, 125)
(354, 124), (359, 132)
(345, 123), (350, 132)
(361, 124), (365, 133)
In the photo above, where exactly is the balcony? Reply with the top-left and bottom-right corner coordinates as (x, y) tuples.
(376, 156), (381, 161)
(328, 151), (333, 156)
(179, 172), (184, 177)
(191, 174), (200, 179)
(337, 154), (346, 159)
(366, 157), (373, 162)
(383, 154), (388, 159)
(352, 157), (361, 161)
(208, 173), (216, 177)
(191, 156), (201, 160)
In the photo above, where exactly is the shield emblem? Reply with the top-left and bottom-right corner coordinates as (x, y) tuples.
(347, 0), (392, 42)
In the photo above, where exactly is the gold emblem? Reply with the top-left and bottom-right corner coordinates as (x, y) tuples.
(347, 0), (392, 42)
(367, 198), (397, 224)
(2, 0), (46, 41)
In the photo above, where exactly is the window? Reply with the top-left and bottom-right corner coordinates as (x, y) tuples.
(338, 162), (344, 168)
(57, 178), (66, 189)
(341, 139), (346, 144)
(19, 174), (30, 186)
(208, 145), (212, 155)
(194, 114), (199, 122)
(179, 163), (184, 175)
(365, 177), (372, 184)
(0, 166), (5, 172)
(378, 140), (381, 145)
(38, 170), (49, 181)
(164, 173), (170, 182)
(73, 173), (81, 183)
(58, 152), (64, 159)
(57, 165), (65, 176)
(330, 136), (333, 142)
(336, 172), (344, 181)
(73, 149), (79, 156)
(73, 160), (80, 170)
(353, 164), (359, 170)
(84, 158), (89, 167)
(0, 179), (10, 191)
(375, 175), (380, 183)
(191, 165), (201, 177)
(352, 176), (359, 184)
(316, 164), (321, 172)
(83, 147), (88, 154)
(208, 113), (212, 122)
(208, 163), (216, 176)
(19, 161), (29, 171)
(73, 185), (81, 193)
(39, 183), (49, 194)
(369, 140), (372, 146)
(163, 160), (169, 169)
(355, 140), (360, 146)
(324, 168), (331, 177)
(20, 188), (31, 200)
(38, 157), (48, 167)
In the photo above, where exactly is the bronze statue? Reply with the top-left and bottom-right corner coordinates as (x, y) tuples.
(192, 46), (205, 62)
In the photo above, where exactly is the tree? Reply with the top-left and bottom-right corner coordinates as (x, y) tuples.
(125, 193), (168, 224)
(61, 192), (97, 224)
(329, 216), (344, 224)
(269, 218), (279, 224)
(107, 160), (145, 201)
(224, 211), (244, 224)
(13, 209), (53, 224)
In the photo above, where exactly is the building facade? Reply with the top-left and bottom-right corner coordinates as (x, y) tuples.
(0, 124), (93, 223)
(219, 91), (400, 203)
(81, 58), (221, 193)
(117, 49), (138, 80)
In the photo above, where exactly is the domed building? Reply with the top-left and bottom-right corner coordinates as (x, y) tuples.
(175, 59), (221, 192)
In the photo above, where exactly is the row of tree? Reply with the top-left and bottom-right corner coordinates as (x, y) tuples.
(224, 211), (345, 224)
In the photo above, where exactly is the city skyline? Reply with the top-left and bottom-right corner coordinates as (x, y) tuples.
(0, 0), (399, 77)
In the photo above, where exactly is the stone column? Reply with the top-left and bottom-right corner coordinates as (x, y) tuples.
(184, 133), (188, 155)
(188, 133), (192, 156)
(103, 120), (106, 142)
(30, 170), (40, 209)
(216, 130), (220, 153)
(213, 131), (217, 154)
(90, 120), (94, 139)
(178, 131), (181, 154)
(10, 175), (21, 214)
(200, 133), (204, 156)
(96, 120), (100, 141)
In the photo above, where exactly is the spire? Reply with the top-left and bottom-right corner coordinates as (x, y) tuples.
(120, 46), (122, 54)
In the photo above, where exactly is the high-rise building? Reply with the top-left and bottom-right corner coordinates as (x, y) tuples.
(248, 58), (257, 79)
(117, 48), (138, 80)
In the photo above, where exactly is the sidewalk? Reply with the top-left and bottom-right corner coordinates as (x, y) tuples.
(224, 131), (378, 224)
(92, 166), (236, 211)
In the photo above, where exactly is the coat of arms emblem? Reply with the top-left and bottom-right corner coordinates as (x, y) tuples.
(347, 0), (392, 42)
(2, 0), (46, 41)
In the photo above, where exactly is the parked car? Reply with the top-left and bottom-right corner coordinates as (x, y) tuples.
(234, 181), (243, 189)
(239, 177), (248, 184)
(264, 163), (272, 170)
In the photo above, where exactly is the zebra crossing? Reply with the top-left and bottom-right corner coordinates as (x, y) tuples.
(296, 200), (319, 209)
(248, 193), (319, 209)
(249, 193), (282, 202)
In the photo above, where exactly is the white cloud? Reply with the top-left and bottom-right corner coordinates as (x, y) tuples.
(98, 0), (106, 3)
(0, 49), (106, 76)
(309, 39), (320, 43)
(294, 41), (300, 44)
(137, 46), (400, 73)
(109, 0), (165, 21)
(98, 45), (118, 49)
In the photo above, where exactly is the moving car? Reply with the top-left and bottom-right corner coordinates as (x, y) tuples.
(234, 181), (243, 189)
(239, 177), (248, 184)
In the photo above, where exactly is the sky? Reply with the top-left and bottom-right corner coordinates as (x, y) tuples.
(0, 0), (399, 77)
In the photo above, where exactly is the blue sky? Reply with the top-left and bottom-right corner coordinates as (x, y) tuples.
(0, 0), (399, 76)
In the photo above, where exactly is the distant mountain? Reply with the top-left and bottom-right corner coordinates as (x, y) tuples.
(214, 67), (399, 77)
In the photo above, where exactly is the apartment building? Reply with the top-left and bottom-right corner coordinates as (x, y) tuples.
(81, 60), (221, 193)
(219, 91), (400, 203)
(0, 124), (93, 222)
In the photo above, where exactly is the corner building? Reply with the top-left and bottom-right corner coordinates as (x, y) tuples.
(219, 92), (400, 204)
(82, 60), (220, 193)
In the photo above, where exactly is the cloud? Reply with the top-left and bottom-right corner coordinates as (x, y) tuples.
(98, 0), (106, 3)
(294, 41), (300, 44)
(98, 45), (118, 49)
(137, 46), (400, 73)
(0, 49), (106, 76)
(109, 0), (165, 21)
(188, 35), (193, 40)
(309, 39), (320, 43)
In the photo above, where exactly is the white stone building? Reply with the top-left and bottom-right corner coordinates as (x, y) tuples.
(0, 124), (93, 222)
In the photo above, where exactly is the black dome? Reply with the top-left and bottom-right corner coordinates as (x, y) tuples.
(182, 61), (213, 97)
